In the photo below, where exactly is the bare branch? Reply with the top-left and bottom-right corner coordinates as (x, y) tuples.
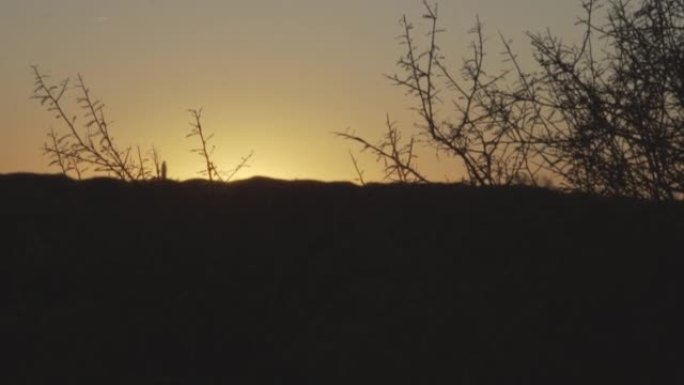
(32, 66), (148, 181)
(349, 151), (366, 185)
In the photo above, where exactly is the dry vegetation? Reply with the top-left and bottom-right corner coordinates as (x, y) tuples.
(31, 66), (252, 182)
(340, 0), (684, 200)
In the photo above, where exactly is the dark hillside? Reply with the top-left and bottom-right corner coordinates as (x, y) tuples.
(1, 173), (683, 384)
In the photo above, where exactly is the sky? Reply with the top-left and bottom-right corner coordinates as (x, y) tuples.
(0, 0), (583, 182)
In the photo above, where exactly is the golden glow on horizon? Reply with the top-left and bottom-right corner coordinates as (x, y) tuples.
(0, 0), (582, 182)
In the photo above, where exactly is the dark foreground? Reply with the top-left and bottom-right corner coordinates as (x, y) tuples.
(1, 173), (682, 384)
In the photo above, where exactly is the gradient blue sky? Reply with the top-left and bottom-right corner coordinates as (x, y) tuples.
(0, 0), (583, 181)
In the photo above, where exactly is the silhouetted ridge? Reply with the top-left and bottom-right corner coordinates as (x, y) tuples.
(1, 173), (682, 384)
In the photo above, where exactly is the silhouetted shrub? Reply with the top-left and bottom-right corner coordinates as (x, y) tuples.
(342, 0), (684, 200)
(186, 108), (253, 182)
(32, 67), (252, 182)
(32, 66), (152, 180)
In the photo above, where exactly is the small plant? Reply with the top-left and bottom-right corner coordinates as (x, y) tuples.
(186, 108), (253, 182)
(148, 145), (166, 180)
(348, 151), (366, 186)
(32, 66), (253, 182)
(337, 115), (427, 183)
(32, 65), (155, 181)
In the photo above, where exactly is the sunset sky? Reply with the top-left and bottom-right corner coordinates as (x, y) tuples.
(0, 0), (583, 182)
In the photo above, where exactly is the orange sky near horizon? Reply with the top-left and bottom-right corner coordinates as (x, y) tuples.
(0, 0), (582, 182)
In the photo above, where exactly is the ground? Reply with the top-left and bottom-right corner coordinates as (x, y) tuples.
(1, 173), (682, 384)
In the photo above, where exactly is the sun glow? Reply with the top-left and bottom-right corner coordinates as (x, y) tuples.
(1, 0), (584, 182)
